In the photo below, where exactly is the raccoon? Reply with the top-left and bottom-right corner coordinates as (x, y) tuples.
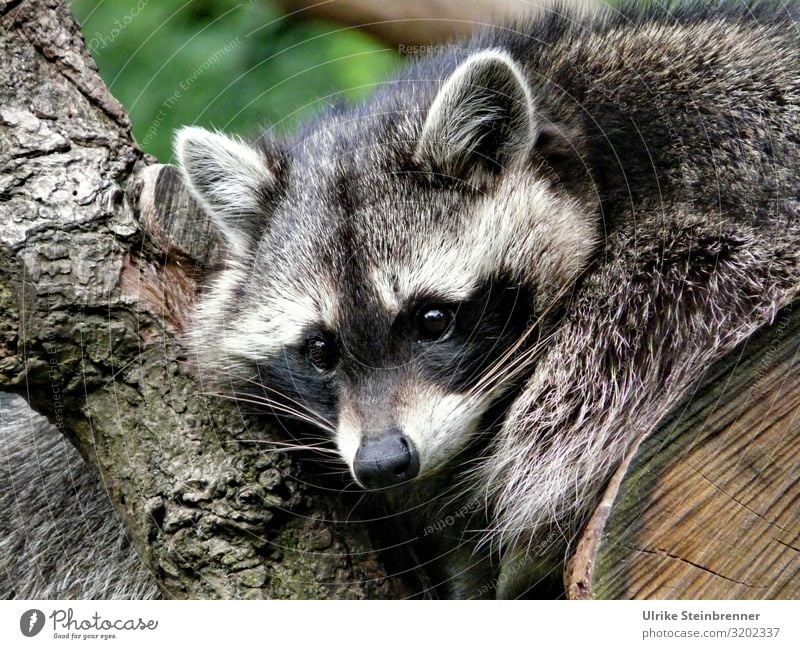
(3, 0), (800, 600)
(174, 0), (800, 598)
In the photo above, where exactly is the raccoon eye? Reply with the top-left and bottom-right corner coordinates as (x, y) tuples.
(306, 334), (338, 373)
(416, 306), (454, 341)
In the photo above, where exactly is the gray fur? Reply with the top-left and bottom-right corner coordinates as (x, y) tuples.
(0, 393), (158, 599)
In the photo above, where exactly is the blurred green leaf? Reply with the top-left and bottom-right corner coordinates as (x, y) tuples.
(69, 0), (401, 161)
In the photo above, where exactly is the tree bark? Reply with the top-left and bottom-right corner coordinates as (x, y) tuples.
(0, 0), (411, 599)
(276, 0), (601, 48)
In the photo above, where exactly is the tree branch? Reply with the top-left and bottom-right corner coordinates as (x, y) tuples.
(276, 0), (601, 47)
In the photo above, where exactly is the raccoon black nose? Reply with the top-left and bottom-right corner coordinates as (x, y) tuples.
(353, 429), (419, 489)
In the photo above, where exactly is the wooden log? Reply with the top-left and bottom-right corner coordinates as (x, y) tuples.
(566, 302), (800, 599)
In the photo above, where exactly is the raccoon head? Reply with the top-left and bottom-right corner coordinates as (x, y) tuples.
(177, 50), (598, 490)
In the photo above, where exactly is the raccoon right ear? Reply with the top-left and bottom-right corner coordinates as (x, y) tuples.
(174, 126), (276, 257)
(415, 50), (536, 178)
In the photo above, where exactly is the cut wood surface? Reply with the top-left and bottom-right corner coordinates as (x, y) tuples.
(566, 303), (800, 599)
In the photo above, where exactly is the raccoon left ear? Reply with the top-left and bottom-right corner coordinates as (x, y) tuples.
(415, 50), (536, 178)
(174, 126), (276, 257)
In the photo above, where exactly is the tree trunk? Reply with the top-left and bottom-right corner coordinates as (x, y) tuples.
(0, 0), (412, 599)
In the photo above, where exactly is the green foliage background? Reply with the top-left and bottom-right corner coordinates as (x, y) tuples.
(69, 0), (401, 161)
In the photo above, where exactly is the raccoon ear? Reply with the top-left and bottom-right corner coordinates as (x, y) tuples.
(174, 126), (276, 257)
(415, 50), (536, 177)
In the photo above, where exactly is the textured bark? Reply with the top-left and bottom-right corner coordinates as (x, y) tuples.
(277, 0), (601, 47)
(566, 303), (800, 599)
(0, 0), (411, 599)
